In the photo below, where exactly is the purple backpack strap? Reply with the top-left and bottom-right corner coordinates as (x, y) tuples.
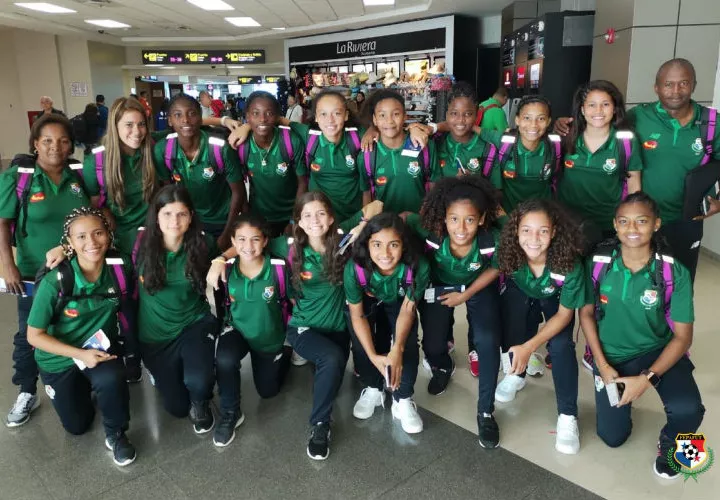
(238, 141), (250, 182)
(549, 272), (565, 288)
(223, 260), (234, 307)
(279, 126), (294, 159)
(106, 256), (129, 332)
(659, 255), (675, 333)
(363, 149), (375, 196)
(208, 137), (225, 174)
(482, 144), (498, 177)
(305, 130), (321, 168)
(701, 108), (717, 165)
(354, 263), (368, 288)
(164, 133), (177, 173)
(93, 146), (107, 207)
(131, 228), (145, 267)
(271, 259), (287, 300)
(15, 168), (33, 201)
(346, 128), (361, 154)
(621, 137), (631, 200)
(403, 265), (414, 287)
(421, 146), (431, 192)
(547, 134), (562, 193)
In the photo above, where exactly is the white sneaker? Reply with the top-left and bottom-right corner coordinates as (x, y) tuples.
(391, 398), (423, 434)
(353, 388), (385, 419)
(555, 414), (580, 454)
(291, 351), (308, 366)
(6, 392), (39, 427)
(494, 374), (526, 403)
(526, 352), (545, 377)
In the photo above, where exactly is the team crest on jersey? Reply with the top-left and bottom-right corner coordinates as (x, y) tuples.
(276, 162), (288, 176)
(440, 159), (446, 168)
(541, 163), (552, 180)
(30, 192), (45, 203)
(407, 162), (421, 177)
(603, 158), (617, 173)
(311, 163), (321, 172)
(63, 308), (79, 318)
(643, 140), (658, 150)
(541, 285), (556, 295)
(70, 182), (82, 196)
(202, 167), (215, 180)
(564, 160), (574, 168)
(468, 158), (480, 171)
(641, 289), (658, 307)
(376, 176), (388, 185)
(468, 262), (481, 271)
(263, 286), (275, 300)
(398, 287), (406, 297)
(503, 169), (516, 179)
(691, 138), (703, 154)
(345, 155), (355, 168)
(173, 173), (182, 182)
(300, 271), (313, 280)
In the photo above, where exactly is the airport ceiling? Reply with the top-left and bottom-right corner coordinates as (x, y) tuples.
(0, 0), (510, 46)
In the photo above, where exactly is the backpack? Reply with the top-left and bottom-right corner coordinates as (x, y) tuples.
(425, 228), (497, 268)
(222, 257), (291, 326)
(475, 103), (500, 127)
(10, 154), (86, 243)
(34, 251), (132, 334)
(591, 246), (674, 333)
(498, 267), (566, 295)
(237, 126), (295, 182)
(305, 127), (361, 170)
(362, 145), (431, 197)
(482, 134), (563, 191)
(71, 114), (88, 144)
(698, 106), (717, 166)
(354, 262), (414, 298)
(163, 133), (227, 183)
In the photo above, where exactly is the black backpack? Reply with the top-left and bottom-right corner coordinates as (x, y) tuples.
(71, 114), (88, 144)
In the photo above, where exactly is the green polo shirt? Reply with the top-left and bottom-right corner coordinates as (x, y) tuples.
(344, 258), (430, 305)
(557, 129), (643, 231)
(357, 134), (439, 214)
(243, 128), (306, 223)
(137, 234), (217, 343)
(587, 251), (694, 364)
(153, 130), (243, 225)
(227, 254), (286, 353)
(510, 260), (587, 309)
(479, 98), (508, 132)
(27, 257), (125, 373)
(436, 133), (493, 179)
(290, 123), (369, 221)
(0, 163), (90, 278)
(83, 149), (151, 255)
(482, 130), (555, 213)
(629, 101), (720, 223)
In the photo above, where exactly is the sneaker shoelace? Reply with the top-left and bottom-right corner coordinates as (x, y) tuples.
(12, 393), (34, 413)
(469, 351), (478, 362)
(311, 425), (329, 444)
(359, 388), (384, 407)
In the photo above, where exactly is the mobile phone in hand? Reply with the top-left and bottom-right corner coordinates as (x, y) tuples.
(384, 365), (392, 388)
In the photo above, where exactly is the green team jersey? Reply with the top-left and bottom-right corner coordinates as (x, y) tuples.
(153, 130), (243, 225)
(289, 122), (369, 221)
(343, 258), (430, 305)
(244, 128), (306, 223)
(509, 260), (587, 309)
(0, 163), (90, 278)
(436, 132), (492, 178)
(482, 130), (556, 214)
(226, 254), (287, 353)
(137, 234), (217, 343)
(628, 101), (720, 223)
(357, 134), (439, 213)
(587, 251), (694, 364)
(478, 98), (508, 132)
(557, 129), (643, 231)
(82, 149), (152, 255)
(27, 257), (127, 373)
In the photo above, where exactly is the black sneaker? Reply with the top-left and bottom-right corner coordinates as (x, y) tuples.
(213, 410), (245, 447)
(124, 355), (143, 383)
(189, 400), (215, 434)
(544, 353), (552, 369)
(427, 360), (455, 396)
(477, 413), (500, 449)
(105, 432), (137, 466)
(307, 422), (331, 460)
(654, 437), (680, 479)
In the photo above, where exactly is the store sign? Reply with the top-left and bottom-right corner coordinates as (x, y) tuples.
(142, 50), (265, 65)
(264, 76), (283, 83)
(237, 76), (263, 84)
(288, 28), (445, 62)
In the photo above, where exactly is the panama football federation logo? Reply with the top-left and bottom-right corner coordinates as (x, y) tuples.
(667, 433), (714, 481)
(263, 286), (275, 300)
(541, 163), (552, 180)
(70, 182), (82, 196)
(345, 155), (355, 168)
(691, 138), (703, 155)
(602, 158), (617, 174)
(407, 162), (420, 177)
(202, 167), (214, 180)
(468, 158), (480, 171)
(640, 289), (658, 307)
(468, 262), (481, 271)
(276, 162), (288, 176)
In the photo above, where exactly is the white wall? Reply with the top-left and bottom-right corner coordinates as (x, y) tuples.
(0, 29), (29, 160)
(89, 41), (126, 104)
(481, 15), (502, 45)
(701, 43), (720, 255)
(56, 36), (94, 118)
(11, 29), (64, 116)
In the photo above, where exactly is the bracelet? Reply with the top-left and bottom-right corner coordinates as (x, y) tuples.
(428, 122), (438, 135)
(360, 217), (368, 223)
(221, 116), (228, 127)
(212, 257), (227, 265)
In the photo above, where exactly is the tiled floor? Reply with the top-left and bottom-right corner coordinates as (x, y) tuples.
(0, 257), (716, 499)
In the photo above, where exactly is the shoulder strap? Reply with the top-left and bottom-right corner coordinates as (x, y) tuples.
(494, 135), (516, 177)
(131, 227), (145, 266)
(424, 236), (441, 253)
(616, 130), (634, 200)
(546, 134), (562, 193)
(14, 165), (35, 241)
(208, 136), (226, 174)
(591, 247), (617, 322)
(164, 133), (179, 180)
(92, 146), (107, 207)
(345, 127), (361, 158)
(238, 141), (250, 182)
(278, 126), (294, 166)
(700, 106), (717, 165)
(481, 143), (498, 177)
(656, 253), (675, 333)
(106, 253), (130, 333)
(51, 260), (76, 322)
(475, 229), (496, 261)
(363, 148), (376, 196)
(271, 258), (287, 300)
(549, 272), (566, 288)
(402, 264), (414, 288)
(420, 145), (431, 192)
(354, 263), (368, 291)
(305, 130), (322, 168)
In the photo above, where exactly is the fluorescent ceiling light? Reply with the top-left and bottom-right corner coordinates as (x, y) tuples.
(225, 17), (261, 27)
(227, 65), (245, 68)
(144, 64), (162, 67)
(363, 0), (395, 5)
(186, 0), (234, 11)
(272, 27), (286, 30)
(161, 66), (175, 69)
(14, 3), (76, 13)
(85, 19), (131, 28)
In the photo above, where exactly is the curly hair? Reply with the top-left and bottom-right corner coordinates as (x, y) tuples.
(289, 191), (347, 293)
(61, 206), (113, 258)
(565, 80), (628, 155)
(447, 81), (477, 106)
(419, 176), (501, 239)
(497, 198), (583, 275)
(230, 212), (272, 241)
(137, 184), (209, 295)
(351, 212), (421, 282)
(29, 114), (74, 153)
(362, 88), (405, 126)
(247, 91), (281, 116)
(168, 93), (201, 115)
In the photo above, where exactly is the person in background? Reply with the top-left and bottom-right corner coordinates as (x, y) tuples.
(96, 95), (109, 138)
(286, 95), (304, 123)
(138, 91), (152, 120)
(199, 91), (224, 119)
(34, 96), (65, 123)
(224, 98), (239, 121)
(347, 91), (365, 119)
(477, 88), (509, 132)
(236, 97), (247, 121)
(82, 103), (101, 156)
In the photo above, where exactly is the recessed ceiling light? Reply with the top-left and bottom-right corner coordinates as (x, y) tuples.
(225, 17), (261, 27)
(85, 19), (131, 28)
(14, 3), (76, 13)
(363, 0), (395, 5)
(186, 0), (234, 11)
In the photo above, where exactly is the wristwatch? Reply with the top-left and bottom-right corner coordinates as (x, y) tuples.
(641, 369), (660, 387)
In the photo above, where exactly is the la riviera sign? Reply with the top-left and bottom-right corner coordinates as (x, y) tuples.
(288, 28), (445, 63)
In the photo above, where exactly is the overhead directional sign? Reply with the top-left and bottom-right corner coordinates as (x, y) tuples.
(142, 50), (265, 65)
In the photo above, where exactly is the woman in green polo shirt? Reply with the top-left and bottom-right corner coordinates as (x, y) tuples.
(153, 94), (246, 250)
(213, 213), (292, 448)
(136, 184), (218, 436)
(26, 207), (135, 466)
(345, 213), (429, 436)
(579, 192), (704, 480)
(497, 199), (586, 455)
(558, 80), (643, 248)
(0, 114), (90, 428)
(406, 175), (504, 447)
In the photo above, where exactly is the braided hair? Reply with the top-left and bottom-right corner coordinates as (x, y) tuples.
(61, 206), (114, 258)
